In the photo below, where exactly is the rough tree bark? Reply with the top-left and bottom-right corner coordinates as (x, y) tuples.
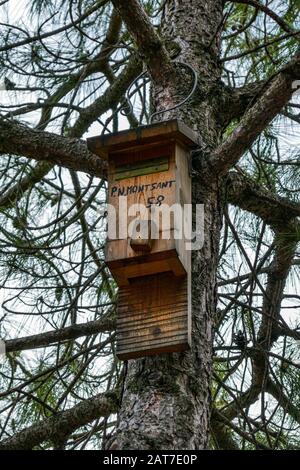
(110, 0), (224, 450)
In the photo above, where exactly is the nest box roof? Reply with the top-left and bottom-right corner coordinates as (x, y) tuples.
(86, 119), (198, 159)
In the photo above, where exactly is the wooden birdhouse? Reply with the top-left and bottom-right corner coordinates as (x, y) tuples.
(87, 120), (198, 360)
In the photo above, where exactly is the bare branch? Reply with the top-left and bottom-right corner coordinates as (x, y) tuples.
(229, 0), (296, 34)
(0, 161), (53, 209)
(267, 379), (300, 425)
(0, 0), (109, 53)
(111, 0), (175, 87)
(220, 80), (265, 127)
(5, 317), (116, 353)
(0, 118), (107, 177)
(0, 391), (119, 450)
(211, 411), (240, 450)
(208, 50), (300, 177)
(226, 170), (300, 227)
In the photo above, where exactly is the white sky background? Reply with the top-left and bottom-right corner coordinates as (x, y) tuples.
(0, 0), (26, 20)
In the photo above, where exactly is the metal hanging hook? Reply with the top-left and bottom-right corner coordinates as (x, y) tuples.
(120, 70), (149, 118)
(150, 62), (198, 123)
(120, 61), (198, 124)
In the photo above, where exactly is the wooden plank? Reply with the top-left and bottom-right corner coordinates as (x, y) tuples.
(106, 248), (179, 269)
(118, 315), (188, 337)
(108, 258), (186, 286)
(118, 319), (188, 335)
(118, 310), (187, 329)
(117, 341), (189, 360)
(118, 338), (189, 355)
(109, 143), (172, 167)
(86, 119), (198, 158)
(118, 329), (188, 346)
(114, 156), (169, 180)
(116, 272), (191, 360)
(174, 142), (192, 275)
(118, 304), (187, 321)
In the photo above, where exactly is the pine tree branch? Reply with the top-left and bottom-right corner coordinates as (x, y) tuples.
(211, 408), (269, 449)
(37, 9), (122, 131)
(0, 0), (109, 53)
(70, 54), (141, 137)
(266, 379), (300, 425)
(111, 0), (175, 87)
(0, 57), (140, 180)
(226, 170), (300, 227)
(0, 118), (107, 177)
(0, 391), (119, 450)
(0, 8), (121, 209)
(5, 317), (116, 353)
(217, 228), (297, 423)
(256, 229), (297, 351)
(0, 161), (53, 209)
(210, 411), (240, 450)
(208, 50), (300, 177)
(222, 31), (299, 63)
(221, 80), (265, 126)
(229, 0), (295, 34)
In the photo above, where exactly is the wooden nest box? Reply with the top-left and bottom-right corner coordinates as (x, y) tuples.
(87, 120), (198, 360)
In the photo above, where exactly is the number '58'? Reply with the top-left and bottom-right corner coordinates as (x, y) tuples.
(145, 195), (165, 208)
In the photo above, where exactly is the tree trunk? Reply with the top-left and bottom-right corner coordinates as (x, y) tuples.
(111, 0), (224, 450)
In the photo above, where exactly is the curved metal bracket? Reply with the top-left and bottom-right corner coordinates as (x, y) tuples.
(150, 62), (198, 123)
(120, 62), (198, 124)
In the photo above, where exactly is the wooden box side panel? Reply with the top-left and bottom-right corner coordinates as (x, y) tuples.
(116, 272), (191, 360)
(174, 143), (192, 275)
